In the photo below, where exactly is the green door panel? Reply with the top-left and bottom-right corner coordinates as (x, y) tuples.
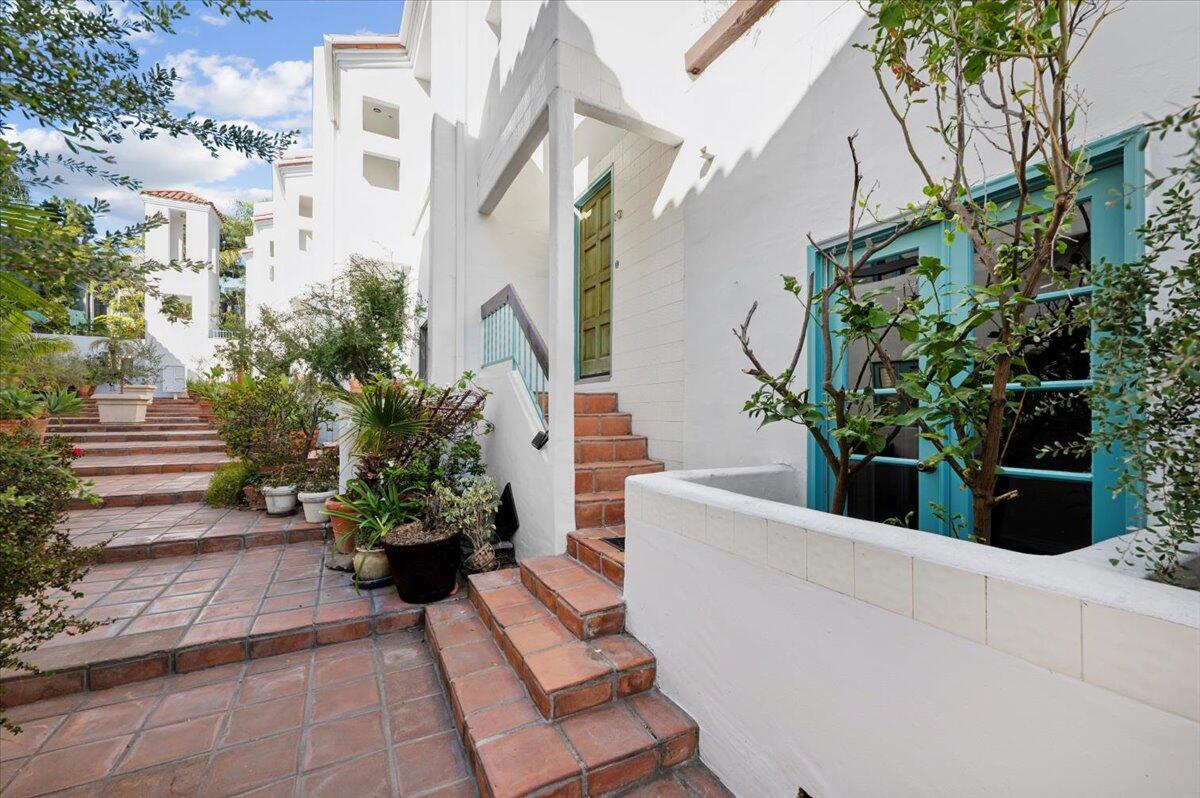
(578, 178), (612, 377)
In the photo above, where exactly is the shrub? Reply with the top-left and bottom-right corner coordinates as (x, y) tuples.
(204, 460), (258, 507)
(212, 374), (333, 475)
(0, 429), (101, 733)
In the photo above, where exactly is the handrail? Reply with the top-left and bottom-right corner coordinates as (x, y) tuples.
(480, 284), (548, 376)
(481, 283), (549, 425)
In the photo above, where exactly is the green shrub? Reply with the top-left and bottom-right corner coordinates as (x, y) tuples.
(0, 429), (101, 733)
(204, 460), (258, 507)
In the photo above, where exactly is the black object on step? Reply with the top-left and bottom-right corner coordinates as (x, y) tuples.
(603, 536), (626, 552)
(494, 482), (520, 541)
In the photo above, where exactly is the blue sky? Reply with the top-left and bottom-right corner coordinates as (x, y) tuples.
(14, 1), (404, 232)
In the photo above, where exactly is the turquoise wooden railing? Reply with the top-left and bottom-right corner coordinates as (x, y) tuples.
(481, 284), (548, 425)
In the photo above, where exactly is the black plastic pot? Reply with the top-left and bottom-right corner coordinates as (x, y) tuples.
(383, 532), (462, 604)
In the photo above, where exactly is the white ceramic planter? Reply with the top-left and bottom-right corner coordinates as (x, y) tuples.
(94, 394), (151, 423)
(262, 485), (298, 515)
(297, 490), (335, 524)
(121, 384), (156, 403)
(353, 547), (391, 581)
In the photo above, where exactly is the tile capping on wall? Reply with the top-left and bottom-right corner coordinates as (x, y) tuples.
(627, 466), (1200, 723)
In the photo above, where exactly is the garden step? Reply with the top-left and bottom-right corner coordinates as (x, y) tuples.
(424, 599), (719, 797)
(0, 542), (432, 708)
(575, 412), (633, 437)
(576, 460), (663, 494)
(67, 503), (328, 563)
(48, 422), (216, 433)
(576, 490), (626, 528)
(73, 440), (227, 457)
(69, 472), (215, 510)
(52, 430), (223, 444)
(70, 452), (232, 477)
(569, 527), (626, 588)
(465, 569), (653, 720)
(575, 393), (619, 414)
(519, 555), (625, 640)
(575, 435), (649, 464)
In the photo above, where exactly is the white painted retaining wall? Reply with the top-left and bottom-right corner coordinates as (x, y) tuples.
(477, 364), (555, 560)
(624, 466), (1200, 798)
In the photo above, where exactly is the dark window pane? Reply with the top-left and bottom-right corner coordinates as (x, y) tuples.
(975, 296), (1090, 382)
(847, 250), (918, 394)
(974, 201), (1093, 293)
(991, 476), (1091, 554)
(847, 462), (919, 528)
(1000, 389), (1090, 472)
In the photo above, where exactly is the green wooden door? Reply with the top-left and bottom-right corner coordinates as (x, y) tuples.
(577, 178), (612, 377)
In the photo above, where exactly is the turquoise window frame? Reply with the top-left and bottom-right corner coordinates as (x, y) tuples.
(805, 127), (1145, 545)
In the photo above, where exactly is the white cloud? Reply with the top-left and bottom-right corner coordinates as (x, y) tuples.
(166, 50), (312, 123)
(199, 13), (229, 27)
(10, 123), (272, 232)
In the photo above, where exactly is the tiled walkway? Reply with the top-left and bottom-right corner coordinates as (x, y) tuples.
(0, 631), (477, 797)
(71, 472), (214, 509)
(3, 542), (427, 706)
(68, 503), (327, 561)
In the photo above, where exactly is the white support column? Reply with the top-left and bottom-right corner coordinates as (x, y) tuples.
(547, 89), (577, 553)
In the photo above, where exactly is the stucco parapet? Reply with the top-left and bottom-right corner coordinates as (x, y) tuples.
(628, 466), (1200, 721)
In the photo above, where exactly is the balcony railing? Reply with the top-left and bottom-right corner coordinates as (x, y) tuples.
(481, 284), (548, 425)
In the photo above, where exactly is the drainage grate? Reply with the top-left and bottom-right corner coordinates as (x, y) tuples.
(602, 536), (626, 552)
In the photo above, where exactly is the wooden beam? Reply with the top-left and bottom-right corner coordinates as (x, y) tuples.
(684, 0), (778, 76)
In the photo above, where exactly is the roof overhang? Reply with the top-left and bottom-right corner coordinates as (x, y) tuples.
(323, 33), (410, 129)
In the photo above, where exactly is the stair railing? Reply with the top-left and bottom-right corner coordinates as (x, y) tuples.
(481, 283), (549, 425)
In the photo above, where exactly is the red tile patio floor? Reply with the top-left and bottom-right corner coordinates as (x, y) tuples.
(1, 542), (430, 706)
(0, 631), (478, 797)
(68, 503), (329, 562)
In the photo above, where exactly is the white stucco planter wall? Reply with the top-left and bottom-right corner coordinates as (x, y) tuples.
(624, 466), (1200, 798)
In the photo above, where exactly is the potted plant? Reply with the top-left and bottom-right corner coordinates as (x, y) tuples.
(326, 480), (423, 584)
(298, 447), (339, 524)
(86, 338), (160, 422)
(261, 463), (303, 516)
(0, 388), (45, 438)
(429, 478), (501, 574)
(381, 506), (461, 603)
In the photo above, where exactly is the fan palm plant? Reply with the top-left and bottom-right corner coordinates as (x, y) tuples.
(339, 379), (428, 457)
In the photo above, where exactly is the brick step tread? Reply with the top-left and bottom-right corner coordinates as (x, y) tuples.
(576, 490), (625, 504)
(0, 542), (438, 708)
(74, 441), (228, 456)
(519, 555), (624, 640)
(68, 503), (328, 563)
(466, 570), (652, 720)
(425, 600), (707, 798)
(614, 764), (733, 797)
(50, 423), (216, 432)
(568, 529), (627, 588)
(575, 413), (633, 436)
(72, 454), (232, 477)
(70, 473), (214, 509)
(575, 435), (647, 443)
(575, 459), (662, 472)
(53, 431), (223, 443)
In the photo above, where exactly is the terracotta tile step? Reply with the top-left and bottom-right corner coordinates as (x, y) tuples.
(575, 412), (633, 437)
(465, 569), (653, 720)
(423, 600), (711, 797)
(575, 393), (618, 414)
(72, 453), (232, 477)
(74, 440), (227, 457)
(0, 543), (434, 709)
(519, 555), (625, 640)
(576, 435), (649, 464)
(48, 422), (216, 433)
(576, 490), (626, 528)
(55, 430), (223, 444)
(569, 528), (626, 588)
(576, 459), (664, 494)
(70, 473), (215, 510)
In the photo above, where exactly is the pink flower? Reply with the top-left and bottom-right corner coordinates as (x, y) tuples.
(72, 446), (83, 458)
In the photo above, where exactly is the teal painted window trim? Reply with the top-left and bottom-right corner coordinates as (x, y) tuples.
(572, 168), (613, 382)
(806, 127), (1145, 545)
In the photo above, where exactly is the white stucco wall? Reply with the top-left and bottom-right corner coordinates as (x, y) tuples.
(625, 467), (1200, 798)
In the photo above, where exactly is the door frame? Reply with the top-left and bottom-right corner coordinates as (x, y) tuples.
(574, 168), (614, 381)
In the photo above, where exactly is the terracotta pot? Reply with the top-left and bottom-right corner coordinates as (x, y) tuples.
(383, 532), (462, 604)
(77, 385), (95, 399)
(27, 416), (49, 443)
(353, 547), (391, 581)
(243, 485), (267, 510)
(326, 498), (358, 554)
(0, 419), (22, 436)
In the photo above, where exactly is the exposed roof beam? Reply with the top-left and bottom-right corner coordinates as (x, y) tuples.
(684, 0), (777, 76)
